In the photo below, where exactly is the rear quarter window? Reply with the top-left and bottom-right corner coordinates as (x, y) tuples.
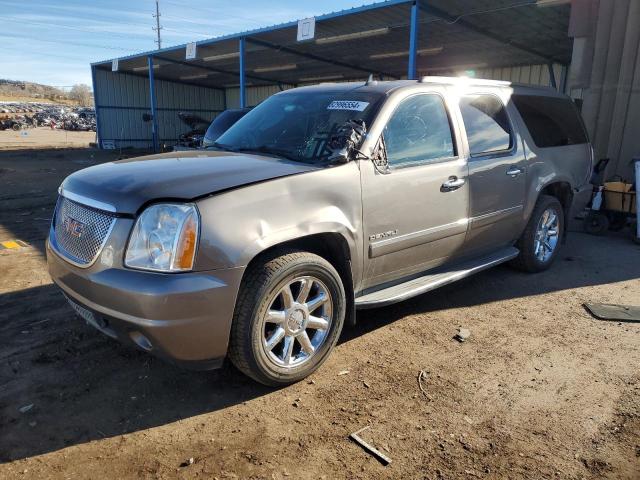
(512, 94), (588, 148)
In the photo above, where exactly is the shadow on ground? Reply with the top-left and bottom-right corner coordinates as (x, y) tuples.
(1, 230), (638, 462)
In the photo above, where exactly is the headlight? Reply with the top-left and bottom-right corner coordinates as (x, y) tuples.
(125, 203), (199, 272)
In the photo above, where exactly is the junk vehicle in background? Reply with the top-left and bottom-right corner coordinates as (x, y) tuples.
(47, 78), (593, 386)
(173, 108), (251, 151)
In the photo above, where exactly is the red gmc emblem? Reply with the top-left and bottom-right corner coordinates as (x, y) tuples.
(63, 216), (86, 238)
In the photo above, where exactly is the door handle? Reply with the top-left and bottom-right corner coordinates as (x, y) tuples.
(441, 176), (466, 192)
(506, 166), (524, 178)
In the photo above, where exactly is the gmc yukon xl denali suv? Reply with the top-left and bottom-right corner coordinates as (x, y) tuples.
(48, 78), (593, 386)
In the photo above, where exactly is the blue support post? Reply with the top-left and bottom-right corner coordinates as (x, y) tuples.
(148, 55), (159, 152)
(408, 1), (419, 80)
(239, 37), (246, 108)
(90, 65), (102, 148)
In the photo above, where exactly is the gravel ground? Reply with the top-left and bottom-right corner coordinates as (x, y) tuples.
(0, 127), (96, 150)
(0, 146), (638, 480)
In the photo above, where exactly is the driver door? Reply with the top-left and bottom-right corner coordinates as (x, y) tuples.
(360, 91), (469, 289)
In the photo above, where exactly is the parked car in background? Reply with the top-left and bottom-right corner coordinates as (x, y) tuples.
(173, 107), (251, 151)
(48, 78), (593, 386)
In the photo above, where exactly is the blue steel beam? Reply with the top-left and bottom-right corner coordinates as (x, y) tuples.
(90, 65), (103, 147)
(148, 55), (159, 152)
(239, 37), (246, 108)
(547, 62), (557, 90)
(91, 0), (413, 67)
(407, 1), (419, 80)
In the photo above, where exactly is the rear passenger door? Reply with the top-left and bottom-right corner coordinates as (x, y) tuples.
(458, 91), (527, 256)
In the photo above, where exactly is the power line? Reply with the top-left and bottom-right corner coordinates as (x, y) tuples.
(0, 16), (156, 41)
(0, 33), (130, 52)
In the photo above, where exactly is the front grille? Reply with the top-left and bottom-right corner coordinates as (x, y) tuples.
(52, 196), (116, 266)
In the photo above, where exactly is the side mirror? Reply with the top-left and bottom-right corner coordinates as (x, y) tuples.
(327, 119), (366, 163)
(372, 135), (390, 174)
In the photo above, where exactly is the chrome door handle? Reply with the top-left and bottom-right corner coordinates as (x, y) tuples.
(506, 166), (524, 178)
(441, 176), (466, 192)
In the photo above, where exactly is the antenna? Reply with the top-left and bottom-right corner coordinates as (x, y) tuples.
(153, 0), (163, 49)
(365, 74), (375, 85)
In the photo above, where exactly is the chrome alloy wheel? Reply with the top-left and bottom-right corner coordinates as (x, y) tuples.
(534, 208), (559, 262)
(260, 276), (333, 368)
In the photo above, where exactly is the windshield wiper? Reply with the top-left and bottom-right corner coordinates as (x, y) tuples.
(233, 145), (297, 162)
(204, 142), (236, 151)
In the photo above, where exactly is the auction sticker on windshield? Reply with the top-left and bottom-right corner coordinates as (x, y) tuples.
(327, 100), (370, 111)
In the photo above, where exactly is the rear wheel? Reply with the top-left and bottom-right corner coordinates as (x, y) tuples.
(229, 250), (346, 386)
(511, 195), (564, 272)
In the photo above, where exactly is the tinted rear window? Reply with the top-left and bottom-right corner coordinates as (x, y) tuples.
(512, 95), (588, 148)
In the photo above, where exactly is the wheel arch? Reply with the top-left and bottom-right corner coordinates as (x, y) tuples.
(539, 181), (573, 240)
(241, 232), (357, 327)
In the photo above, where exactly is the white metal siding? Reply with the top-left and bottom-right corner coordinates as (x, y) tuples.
(94, 69), (225, 149)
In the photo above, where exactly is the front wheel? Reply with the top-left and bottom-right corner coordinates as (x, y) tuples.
(511, 195), (564, 272)
(229, 250), (346, 386)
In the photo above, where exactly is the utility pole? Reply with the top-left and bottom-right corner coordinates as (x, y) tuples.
(153, 0), (162, 49)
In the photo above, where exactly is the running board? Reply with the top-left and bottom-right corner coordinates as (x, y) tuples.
(355, 247), (519, 309)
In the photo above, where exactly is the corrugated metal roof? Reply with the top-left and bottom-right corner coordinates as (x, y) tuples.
(93, 0), (572, 89)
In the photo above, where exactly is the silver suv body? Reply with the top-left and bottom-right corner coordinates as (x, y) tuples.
(48, 78), (593, 385)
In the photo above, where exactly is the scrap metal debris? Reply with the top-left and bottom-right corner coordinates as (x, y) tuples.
(417, 370), (431, 400)
(454, 327), (471, 342)
(584, 303), (640, 323)
(349, 426), (392, 466)
(337, 370), (350, 376)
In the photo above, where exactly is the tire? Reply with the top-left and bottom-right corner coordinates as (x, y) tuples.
(511, 195), (564, 273)
(583, 212), (609, 235)
(229, 250), (346, 386)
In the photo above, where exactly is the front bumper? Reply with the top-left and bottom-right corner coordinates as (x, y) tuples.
(47, 240), (244, 370)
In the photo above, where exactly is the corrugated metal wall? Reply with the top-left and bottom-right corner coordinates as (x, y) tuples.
(94, 69), (225, 149)
(225, 85), (293, 109)
(474, 63), (567, 91)
(223, 64), (568, 110)
(569, 0), (640, 180)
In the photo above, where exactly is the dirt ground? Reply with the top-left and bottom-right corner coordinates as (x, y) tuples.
(0, 127), (96, 150)
(0, 144), (638, 480)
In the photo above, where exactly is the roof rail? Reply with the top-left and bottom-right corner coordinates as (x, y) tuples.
(418, 76), (512, 86)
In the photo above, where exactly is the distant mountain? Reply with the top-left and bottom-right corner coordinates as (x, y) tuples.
(0, 79), (91, 106)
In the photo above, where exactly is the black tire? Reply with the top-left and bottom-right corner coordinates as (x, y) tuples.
(228, 250), (346, 386)
(511, 195), (564, 273)
(583, 212), (609, 235)
(607, 212), (627, 231)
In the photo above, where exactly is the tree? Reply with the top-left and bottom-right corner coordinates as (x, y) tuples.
(69, 84), (93, 106)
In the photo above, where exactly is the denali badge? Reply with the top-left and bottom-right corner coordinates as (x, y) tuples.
(369, 229), (398, 241)
(64, 216), (87, 238)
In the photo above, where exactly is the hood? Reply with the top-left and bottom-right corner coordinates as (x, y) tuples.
(60, 151), (319, 214)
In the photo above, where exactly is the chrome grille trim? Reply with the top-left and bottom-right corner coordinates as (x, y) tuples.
(51, 195), (117, 268)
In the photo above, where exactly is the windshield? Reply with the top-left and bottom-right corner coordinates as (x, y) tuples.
(214, 90), (384, 164)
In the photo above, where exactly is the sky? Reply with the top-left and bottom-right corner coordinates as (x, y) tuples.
(0, 0), (368, 88)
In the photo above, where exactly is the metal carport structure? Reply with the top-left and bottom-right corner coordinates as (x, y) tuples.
(91, 0), (573, 151)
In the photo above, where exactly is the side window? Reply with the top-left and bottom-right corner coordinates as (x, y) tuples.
(459, 94), (512, 155)
(512, 94), (588, 148)
(383, 94), (455, 167)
